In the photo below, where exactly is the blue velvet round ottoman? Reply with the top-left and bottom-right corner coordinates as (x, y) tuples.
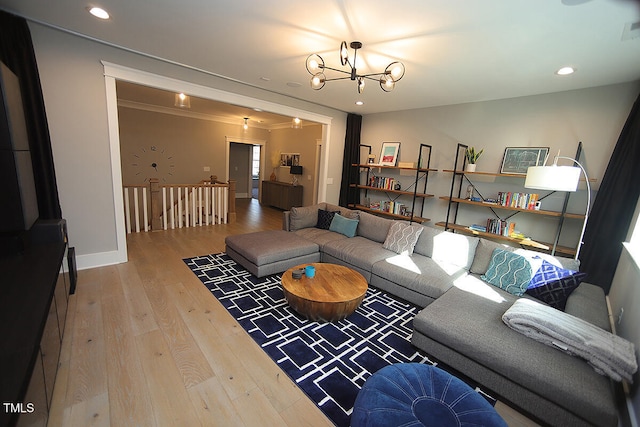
(351, 363), (507, 427)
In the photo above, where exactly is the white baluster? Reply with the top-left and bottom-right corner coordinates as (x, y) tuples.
(124, 187), (132, 234)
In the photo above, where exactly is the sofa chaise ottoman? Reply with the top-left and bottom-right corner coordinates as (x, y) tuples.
(411, 279), (618, 427)
(225, 230), (319, 277)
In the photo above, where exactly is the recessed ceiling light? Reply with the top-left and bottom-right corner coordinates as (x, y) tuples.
(260, 77), (271, 82)
(286, 82), (302, 88)
(355, 101), (364, 106)
(556, 66), (575, 76)
(88, 6), (110, 19)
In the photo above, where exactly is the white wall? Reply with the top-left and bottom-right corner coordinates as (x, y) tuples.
(28, 22), (346, 270)
(361, 82), (639, 250)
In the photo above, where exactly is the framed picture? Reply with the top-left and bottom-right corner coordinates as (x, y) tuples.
(379, 142), (401, 166)
(500, 147), (549, 174)
(280, 153), (300, 167)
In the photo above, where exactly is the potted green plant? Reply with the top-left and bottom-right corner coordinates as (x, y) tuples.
(465, 146), (483, 172)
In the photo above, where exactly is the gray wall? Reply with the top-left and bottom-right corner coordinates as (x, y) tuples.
(361, 82), (639, 249)
(28, 22), (346, 269)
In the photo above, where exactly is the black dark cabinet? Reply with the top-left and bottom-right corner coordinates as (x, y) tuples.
(0, 224), (70, 427)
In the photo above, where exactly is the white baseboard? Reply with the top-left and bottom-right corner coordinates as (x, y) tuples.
(75, 249), (127, 270)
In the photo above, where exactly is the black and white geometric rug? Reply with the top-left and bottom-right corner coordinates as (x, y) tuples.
(183, 253), (480, 426)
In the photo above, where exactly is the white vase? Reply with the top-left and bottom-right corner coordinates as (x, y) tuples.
(465, 163), (477, 172)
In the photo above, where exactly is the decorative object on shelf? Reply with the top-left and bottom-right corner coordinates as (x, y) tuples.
(270, 169), (277, 181)
(500, 147), (549, 174)
(525, 154), (591, 260)
(291, 117), (302, 129)
(174, 92), (190, 108)
(379, 142), (401, 166)
(394, 182), (402, 191)
(466, 185), (474, 200)
(465, 146), (483, 172)
(367, 154), (376, 164)
(305, 41), (405, 93)
(290, 165), (303, 186)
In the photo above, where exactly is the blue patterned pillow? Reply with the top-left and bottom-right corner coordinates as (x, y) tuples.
(526, 260), (587, 310)
(329, 213), (359, 237)
(316, 209), (336, 230)
(481, 249), (532, 296)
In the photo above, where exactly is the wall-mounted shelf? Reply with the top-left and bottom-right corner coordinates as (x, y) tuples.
(438, 142), (590, 257)
(348, 144), (434, 223)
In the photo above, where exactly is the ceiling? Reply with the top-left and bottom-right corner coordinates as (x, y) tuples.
(1, 0), (640, 117)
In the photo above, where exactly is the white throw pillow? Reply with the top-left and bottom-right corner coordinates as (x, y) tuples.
(383, 222), (424, 255)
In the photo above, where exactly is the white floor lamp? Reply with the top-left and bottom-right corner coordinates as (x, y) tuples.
(525, 156), (591, 260)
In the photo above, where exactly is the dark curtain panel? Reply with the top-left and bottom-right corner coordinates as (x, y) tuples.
(0, 11), (62, 219)
(339, 113), (362, 207)
(579, 92), (640, 293)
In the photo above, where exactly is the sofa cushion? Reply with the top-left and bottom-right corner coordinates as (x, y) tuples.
(323, 237), (395, 272)
(372, 254), (464, 301)
(316, 208), (337, 230)
(469, 239), (517, 275)
(481, 249), (533, 296)
(289, 203), (326, 231)
(293, 227), (348, 249)
(469, 239), (581, 275)
(325, 203), (359, 219)
(356, 211), (395, 243)
(329, 213), (359, 237)
(414, 227), (479, 270)
(564, 283), (610, 331)
(382, 222), (424, 255)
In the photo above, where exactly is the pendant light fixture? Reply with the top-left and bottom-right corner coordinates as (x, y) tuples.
(243, 117), (249, 131)
(306, 41), (405, 93)
(291, 117), (302, 129)
(174, 92), (191, 108)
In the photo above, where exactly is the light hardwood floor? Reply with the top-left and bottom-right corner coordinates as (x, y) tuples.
(48, 198), (538, 426)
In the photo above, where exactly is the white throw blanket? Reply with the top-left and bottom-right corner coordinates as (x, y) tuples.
(502, 299), (637, 383)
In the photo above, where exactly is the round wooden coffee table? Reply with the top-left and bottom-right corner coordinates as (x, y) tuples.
(281, 263), (368, 322)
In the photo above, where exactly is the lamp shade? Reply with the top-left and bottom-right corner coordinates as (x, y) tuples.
(525, 165), (581, 192)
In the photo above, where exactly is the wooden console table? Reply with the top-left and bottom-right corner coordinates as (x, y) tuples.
(261, 180), (303, 210)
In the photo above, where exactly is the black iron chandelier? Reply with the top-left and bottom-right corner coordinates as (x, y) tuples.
(305, 41), (405, 93)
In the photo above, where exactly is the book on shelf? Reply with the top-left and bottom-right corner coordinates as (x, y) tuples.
(486, 219), (517, 237)
(469, 224), (487, 232)
(368, 176), (398, 190)
(367, 200), (411, 217)
(496, 192), (539, 210)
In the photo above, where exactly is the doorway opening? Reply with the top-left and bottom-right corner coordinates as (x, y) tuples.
(252, 145), (260, 199)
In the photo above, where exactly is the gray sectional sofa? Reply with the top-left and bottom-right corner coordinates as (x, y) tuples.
(278, 202), (619, 427)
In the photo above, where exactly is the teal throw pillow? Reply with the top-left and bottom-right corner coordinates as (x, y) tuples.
(329, 213), (359, 237)
(481, 248), (533, 296)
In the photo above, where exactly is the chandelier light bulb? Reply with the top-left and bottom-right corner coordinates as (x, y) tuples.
(380, 75), (396, 92)
(340, 41), (349, 66)
(243, 117), (249, 131)
(306, 54), (324, 74)
(386, 62), (406, 82)
(310, 73), (326, 90)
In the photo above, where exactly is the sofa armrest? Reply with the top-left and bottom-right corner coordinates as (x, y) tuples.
(283, 211), (291, 231)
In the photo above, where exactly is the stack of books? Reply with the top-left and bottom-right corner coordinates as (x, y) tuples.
(497, 192), (539, 210)
(368, 176), (397, 190)
(486, 219), (517, 237)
